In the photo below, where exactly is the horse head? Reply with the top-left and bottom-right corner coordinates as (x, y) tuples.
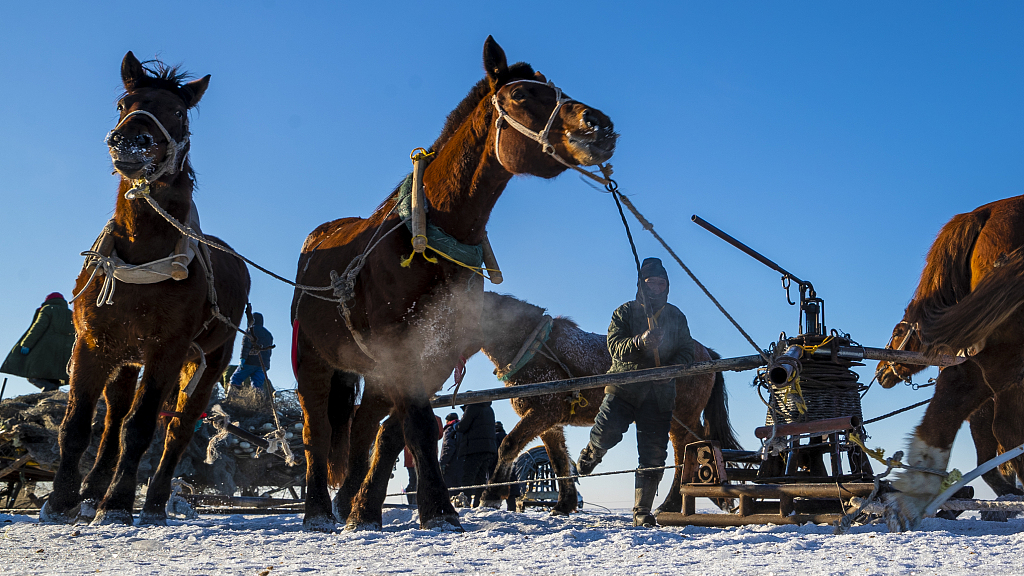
(106, 51), (210, 184)
(484, 36), (617, 178)
(876, 319), (926, 388)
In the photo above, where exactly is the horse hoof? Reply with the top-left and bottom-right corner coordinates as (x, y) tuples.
(883, 493), (927, 533)
(138, 511), (168, 526)
(91, 509), (134, 526)
(38, 501), (74, 525)
(478, 499), (503, 509)
(422, 514), (463, 532)
(302, 515), (337, 533)
(74, 499), (98, 524)
(343, 521), (381, 532)
(549, 508), (572, 517)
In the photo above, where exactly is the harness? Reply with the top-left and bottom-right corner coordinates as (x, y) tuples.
(875, 320), (919, 385)
(71, 106), (225, 399)
(491, 78), (615, 186)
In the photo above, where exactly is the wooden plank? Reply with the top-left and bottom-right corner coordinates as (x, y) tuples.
(430, 347), (961, 408)
(431, 354), (767, 408)
(679, 482), (877, 500)
(0, 455), (31, 480)
(657, 512), (845, 527)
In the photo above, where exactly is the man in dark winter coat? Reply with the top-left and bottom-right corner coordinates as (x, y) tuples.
(439, 412), (463, 493)
(577, 258), (695, 527)
(1, 293), (76, 391)
(229, 312), (273, 389)
(458, 401), (498, 507)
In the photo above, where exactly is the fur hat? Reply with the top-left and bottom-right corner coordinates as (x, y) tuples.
(45, 292), (64, 301)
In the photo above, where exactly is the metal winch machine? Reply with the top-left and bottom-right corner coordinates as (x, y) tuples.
(656, 217), (964, 527)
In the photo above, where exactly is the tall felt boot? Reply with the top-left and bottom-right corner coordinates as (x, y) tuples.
(633, 474), (660, 527)
(577, 443), (606, 476)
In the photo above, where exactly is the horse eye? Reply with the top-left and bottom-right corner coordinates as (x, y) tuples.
(117, 103), (123, 112)
(511, 89), (526, 102)
(175, 110), (184, 118)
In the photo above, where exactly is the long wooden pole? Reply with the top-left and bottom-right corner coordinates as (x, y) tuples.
(431, 346), (962, 408)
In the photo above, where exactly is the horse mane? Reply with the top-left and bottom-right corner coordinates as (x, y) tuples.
(368, 62), (536, 217)
(120, 59), (196, 104)
(431, 62), (535, 152)
(904, 210), (987, 328)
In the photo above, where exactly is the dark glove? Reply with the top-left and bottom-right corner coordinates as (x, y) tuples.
(19, 347), (30, 355)
(634, 327), (664, 350)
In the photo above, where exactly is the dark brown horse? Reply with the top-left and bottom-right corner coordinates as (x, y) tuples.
(875, 195), (1024, 530)
(41, 53), (249, 526)
(474, 292), (741, 515)
(290, 37), (616, 531)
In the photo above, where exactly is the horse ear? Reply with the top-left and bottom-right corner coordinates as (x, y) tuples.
(483, 35), (508, 85)
(181, 75), (211, 108)
(534, 71), (547, 83)
(121, 51), (145, 92)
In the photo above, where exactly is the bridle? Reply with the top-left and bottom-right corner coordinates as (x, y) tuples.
(875, 320), (919, 385)
(105, 108), (190, 195)
(491, 79), (608, 182)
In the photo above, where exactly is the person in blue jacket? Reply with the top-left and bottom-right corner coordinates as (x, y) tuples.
(229, 312), (274, 389)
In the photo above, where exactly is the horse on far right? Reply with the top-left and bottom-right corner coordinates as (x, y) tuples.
(875, 195), (1024, 530)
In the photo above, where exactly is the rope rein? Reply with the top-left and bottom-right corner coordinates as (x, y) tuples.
(387, 462), (685, 499)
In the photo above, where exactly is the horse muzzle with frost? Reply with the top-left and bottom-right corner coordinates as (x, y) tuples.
(492, 78), (617, 174)
(105, 109), (187, 182)
(563, 103), (616, 165)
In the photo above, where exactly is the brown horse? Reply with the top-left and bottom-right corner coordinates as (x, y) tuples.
(875, 195), (1024, 530)
(41, 53), (249, 526)
(290, 36), (616, 531)
(474, 292), (741, 515)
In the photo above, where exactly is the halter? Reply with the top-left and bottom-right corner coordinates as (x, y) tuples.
(105, 109), (190, 194)
(876, 320), (919, 384)
(491, 79), (596, 176)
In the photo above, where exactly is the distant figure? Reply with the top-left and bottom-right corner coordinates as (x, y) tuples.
(229, 312), (273, 389)
(495, 421), (507, 448)
(404, 415), (443, 506)
(2, 293), (75, 391)
(439, 412), (462, 493)
(458, 401), (497, 507)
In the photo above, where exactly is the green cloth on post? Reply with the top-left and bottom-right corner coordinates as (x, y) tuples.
(395, 174), (484, 269)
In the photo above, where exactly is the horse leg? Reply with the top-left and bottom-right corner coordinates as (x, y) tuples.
(345, 413), (406, 531)
(93, 348), (186, 525)
(42, 345), (114, 523)
(655, 423), (692, 515)
(333, 386), (390, 522)
(140, 347), (228, 526)
(888, 361), (994, 531)
(406, 402), (460, 530)
(539, 426), (577, 516)
(295, 345), (337, 531)
(76, 365), (139, 522)
(480, 408), (551, 509)
(969, 398), (1023, 497)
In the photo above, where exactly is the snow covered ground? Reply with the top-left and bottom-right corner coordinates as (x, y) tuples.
(2, 505), (1023, 575)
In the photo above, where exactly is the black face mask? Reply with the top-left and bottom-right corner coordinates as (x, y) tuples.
(636, 277), (669, 310)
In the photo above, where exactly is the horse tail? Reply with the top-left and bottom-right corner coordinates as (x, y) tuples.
(916, 247), (1024, 356)
(701, 348), (742, 451)
(327, 370), (360, 487)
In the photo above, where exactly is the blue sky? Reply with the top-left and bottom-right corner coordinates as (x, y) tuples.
(2, 3), (1023, 508)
